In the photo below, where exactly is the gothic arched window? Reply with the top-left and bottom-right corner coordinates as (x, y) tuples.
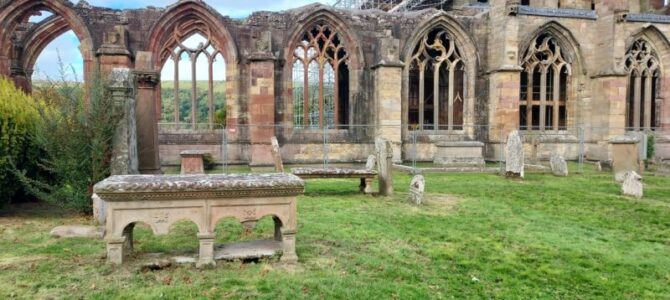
(159, 24), (226, 130)
(520, 34), (571, 131)
(408, 28), (465, 131)
(292, 22), (349, 129)
(624, 39), (660, 131)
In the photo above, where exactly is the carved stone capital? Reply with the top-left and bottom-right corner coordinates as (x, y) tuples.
(133, 71), (160, 89)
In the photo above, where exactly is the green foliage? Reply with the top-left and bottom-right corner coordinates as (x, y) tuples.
(215, 108), (227, 126)
(647, 133), (655, 161)
(0, 78), (40, 206)
(160, 81), (226, 124)
(15, 77), (122, 213)
(1, 171), (669, 298)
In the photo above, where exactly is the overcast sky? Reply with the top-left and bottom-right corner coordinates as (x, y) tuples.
(33, 0), (333, 81)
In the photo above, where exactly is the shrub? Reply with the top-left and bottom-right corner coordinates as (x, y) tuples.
(15, 77), (122, 213)
(0, 78), (41, 207)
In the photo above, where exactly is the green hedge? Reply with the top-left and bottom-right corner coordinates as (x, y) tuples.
(0, 78), (40, 206)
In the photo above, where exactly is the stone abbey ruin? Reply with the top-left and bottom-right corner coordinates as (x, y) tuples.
(2, 0), (670, 174)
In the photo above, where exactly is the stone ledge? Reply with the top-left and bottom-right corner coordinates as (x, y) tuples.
(625, 13), (670, 24)
(94, 174), (305, 197)
(435, 141), (485, 147)
(292, 168), (378, 176)
(516, 6), (597, 20)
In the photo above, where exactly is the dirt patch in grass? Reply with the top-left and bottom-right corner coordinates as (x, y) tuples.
(423, 194), (463, 211)
(0, 255), (47, 267)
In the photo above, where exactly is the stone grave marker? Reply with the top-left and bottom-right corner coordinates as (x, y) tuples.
(550, 154), (568, 177)
(505, 130), (524, 179)
(621, 171), (643, 199)
(408, 175), (425, 205)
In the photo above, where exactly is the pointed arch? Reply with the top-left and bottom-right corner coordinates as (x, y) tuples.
(623, 26), (670, 131)
(519, 21), (585, 76)
(518, 21), (585, 132)
(0, 0), (94, 90)
(401, 12), (479, 137)
(21, 15), (70, 77)
(147, 0), (238, 69)
(283, 7), (364, 128)
(147, 0), (239, 129)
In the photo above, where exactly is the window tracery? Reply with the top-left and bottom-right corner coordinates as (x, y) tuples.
(292, 22), (349, 129)
(408, 28), (465, 131)
(624, 39), (660, 131)
(519, 34), (571, 131)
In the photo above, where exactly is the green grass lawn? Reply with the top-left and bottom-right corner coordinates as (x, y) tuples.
(1, 171), (669, 299)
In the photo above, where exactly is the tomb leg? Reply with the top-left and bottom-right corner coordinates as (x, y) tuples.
(363, 177), (374, 194)
(106, 236), (126, 265)
(359, 178), (366, 192)
(122, 223), (135, 252)
(196, 233), (216, 268)
(280, 229), (298, 264)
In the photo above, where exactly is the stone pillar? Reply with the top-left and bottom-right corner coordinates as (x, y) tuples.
(488, 0), (523, 160)
(376, 137), (394, 196)
(248, 31), (276, 167)
(133, 52), (162, 174)
(108, 68), (139, 175)
(280, 229), (298, 264)
(196, 233), (216, 268)
(97, 26), (133, 75)
(587, 2), (629, 160)
(373, 37), (404, 163)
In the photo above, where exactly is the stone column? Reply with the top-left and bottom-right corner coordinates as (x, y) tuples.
(488, 0), (523, 160)
(248, 31), (277, 167)
(108, 68), (139, 175)
(376, 137), (394, 196)
(586, 2), (629, 160)
(133, 52), (162, 174)
(373, 37), (404, 163)
(196, 233), (216, 268)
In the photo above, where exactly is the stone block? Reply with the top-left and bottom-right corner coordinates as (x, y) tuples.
(433, 141), (485, 167)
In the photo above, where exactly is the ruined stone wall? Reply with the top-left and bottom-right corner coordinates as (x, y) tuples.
(3, 0), (670, 168)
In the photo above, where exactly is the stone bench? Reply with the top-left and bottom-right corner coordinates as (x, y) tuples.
(291, 167), (378, 194)
(271, 136), (378, 194)
(93, 174), (305, 267)
(180, 150), (211, 175)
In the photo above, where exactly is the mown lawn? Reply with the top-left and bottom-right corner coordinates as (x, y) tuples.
(1, 170), (669, 299)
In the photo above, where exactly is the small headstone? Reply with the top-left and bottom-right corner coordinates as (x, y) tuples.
(550, 154), (568, 177)
(50, 225), (104, 239)
(375, 137), (394, 196)
(408, 175), (425, 205)
(271, 136), (284, 173)
(365, 155), (377, 171)
(505, 130), (524, 179)
(621, 171), (643, 199)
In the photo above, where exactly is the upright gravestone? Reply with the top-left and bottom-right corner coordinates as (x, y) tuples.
(376, 137), (394, 196)
(550, 154), (568, 177)
(505, 130), (525, 179)
(109, 68), (138, 175)
(271, 136), (284, 173)
(408, 175), (425, 205)
(621, 171), (643, 199)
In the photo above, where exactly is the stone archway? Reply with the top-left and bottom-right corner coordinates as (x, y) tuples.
(135, 0), (240, 173)
(0, 0), (94, 92)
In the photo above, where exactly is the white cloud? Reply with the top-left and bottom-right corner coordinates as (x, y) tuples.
(33, 1), (335, 82)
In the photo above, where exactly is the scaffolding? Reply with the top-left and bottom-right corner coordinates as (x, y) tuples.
(332, 0), (450, 12)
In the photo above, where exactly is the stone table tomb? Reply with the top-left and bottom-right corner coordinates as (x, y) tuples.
(93, 174), (305, 267)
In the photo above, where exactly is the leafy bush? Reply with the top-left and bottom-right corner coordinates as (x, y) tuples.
(14, 77), (122, 213)
(0, 78), (41, 207)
